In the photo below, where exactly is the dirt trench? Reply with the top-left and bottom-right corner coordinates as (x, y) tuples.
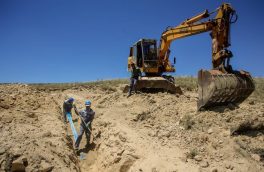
(60, 86), (200, 172)
(1, 82), (264, 172)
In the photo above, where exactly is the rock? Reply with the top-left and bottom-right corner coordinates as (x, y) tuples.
(12, 147), (23, 157)
(180, 156), (187, 162)
(199, 147), (205, 152)
(225, 117), (231, 122)
(113, 156), (121, 163)
(119, 134), (127, 142)
(0, 103), (9, 109)
(211, 167), (218, 172)
(3, 116), (13, 123)
(251, 154), (261, 162)
(26, 113), (36, 118)
(200, 161), (209, 168)
(1, 160), (6, 171)
(164, 131), (171, 138)
(148, 131), (157, 137)
(117, 149), (125, 156)
(222, 130), (231, 137)
(179, 126), (185, 130)
(207, 128), (213, 134)
(249, 100), (255, 105)
(225, 164), (234, 170)
(0, 148), (5, 155)
(152, 167), (158, 172)
(42, 131), (52, 137)
(134, 111), (149, 121)
(194, 155), (202, 162)
(39, 161), (54, 172)
(149, 99), (156, 104)
(21, 157), (28, 165)
(127, 153), (140, 159)
(11, 157), (27, 172)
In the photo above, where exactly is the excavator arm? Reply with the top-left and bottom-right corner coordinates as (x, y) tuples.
(159, 3), (236, 73)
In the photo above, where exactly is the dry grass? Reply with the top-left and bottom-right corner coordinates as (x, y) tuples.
(17, 77), (264, 98)
(174, 76), (197, 91)
(252, 78), (264, 102)
(180, 114), (194, 130)
(29, 79), (128, 91)
(186, 148), (198, 159)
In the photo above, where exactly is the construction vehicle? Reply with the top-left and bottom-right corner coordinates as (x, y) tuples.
(126, 3), (254, 110)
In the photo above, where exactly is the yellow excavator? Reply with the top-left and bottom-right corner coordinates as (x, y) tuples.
(126, 3), (255, 110)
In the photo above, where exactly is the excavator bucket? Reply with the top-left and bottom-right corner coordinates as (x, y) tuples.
(197, 69), (255, 110)
(123, 77), (183, 94)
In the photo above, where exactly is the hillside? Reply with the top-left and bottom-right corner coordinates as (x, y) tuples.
(0, 78), (263, 172)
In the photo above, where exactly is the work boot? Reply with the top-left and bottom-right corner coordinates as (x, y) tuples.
(74, 145), (79, 151)
(85, 144), (90, 148)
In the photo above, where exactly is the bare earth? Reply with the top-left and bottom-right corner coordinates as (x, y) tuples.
(0, 79), (263, 172)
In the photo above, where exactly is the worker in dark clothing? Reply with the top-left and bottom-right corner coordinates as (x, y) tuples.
(75, 100), (95, 150)
(128, 63), (142, 97)
(62, 97), (74, 123)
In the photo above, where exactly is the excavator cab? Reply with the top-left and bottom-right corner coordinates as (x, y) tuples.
(126, 39), (182, 94)
(130, 39), (159, 73)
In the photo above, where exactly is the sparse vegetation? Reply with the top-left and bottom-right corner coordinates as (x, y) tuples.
(174, 76), (197, 91)
(28, 79), (128, 91)
(252, 78), (264, 102)
(186, 148), (198, 159)
(180, 114), (195, 130)
(23, 77), (263, 97)
(99, 84), (117, 92)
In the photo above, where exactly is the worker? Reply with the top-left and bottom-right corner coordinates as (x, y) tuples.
(75, 100), (95, 150)
(62, 97), (74, 123)
(128, 63), (142, 97)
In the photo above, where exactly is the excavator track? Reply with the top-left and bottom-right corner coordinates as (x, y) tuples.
(123, 77), (183, 94)
(198, 69), (255, 110)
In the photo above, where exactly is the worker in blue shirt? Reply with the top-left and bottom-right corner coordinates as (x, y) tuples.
(75, 100), (95, 150)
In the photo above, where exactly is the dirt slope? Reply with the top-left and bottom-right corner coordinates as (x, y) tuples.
(0, 84), (79, 172)
(0, 79), (263, 172)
